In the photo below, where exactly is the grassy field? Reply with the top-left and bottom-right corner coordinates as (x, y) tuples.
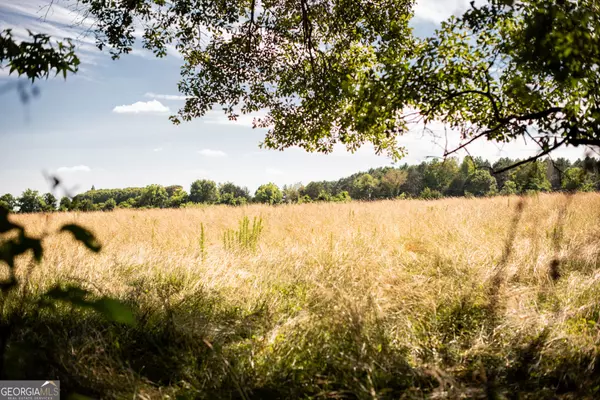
(4, 193), (600, 398)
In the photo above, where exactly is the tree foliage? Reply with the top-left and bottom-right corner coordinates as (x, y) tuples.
(74, 0), (415, 158)
(219, 182), (250, 205)
(190, 180), (219, 204)
(0, 195), (16, 212)
(381, 169), (408, 197)
(464, 170), (497, 197)
(139, 184), (168, 208)
(3, 155), (599, 213)
(1, 29), (80, 82)
(17, 189), (44, 214)
(55, 0), (597, 166)
(254, 183), (283, 205)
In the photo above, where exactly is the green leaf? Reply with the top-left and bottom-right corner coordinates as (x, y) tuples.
(60, 224), (102, 252)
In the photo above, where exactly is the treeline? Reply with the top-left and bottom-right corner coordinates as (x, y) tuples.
(2, 156), (599, 213)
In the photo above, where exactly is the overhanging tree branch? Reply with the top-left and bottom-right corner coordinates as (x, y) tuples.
(493, 138), (567, 175)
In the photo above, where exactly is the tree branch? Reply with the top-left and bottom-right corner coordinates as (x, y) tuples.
(444, 124), (505, 157)
(493, 138), (567, 175)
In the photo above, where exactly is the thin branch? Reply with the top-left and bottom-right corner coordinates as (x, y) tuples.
(505, 107), (563, 122)
(300, 0), (315, 67)
(444, 124), (504, 157)
(493, 138), (567, 175)
(247, 0), (256, 52)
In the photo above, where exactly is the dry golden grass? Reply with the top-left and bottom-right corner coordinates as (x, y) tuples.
(8, 193), (600, 398)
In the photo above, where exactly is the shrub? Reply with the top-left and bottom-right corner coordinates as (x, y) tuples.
(332, 191), (351, 202)
(419, 187), (443, 200)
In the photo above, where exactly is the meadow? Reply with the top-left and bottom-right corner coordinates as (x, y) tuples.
(4, 193), (600, 399)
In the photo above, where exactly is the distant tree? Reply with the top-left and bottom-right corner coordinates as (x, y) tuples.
(459, 157), (476, 177)
(42, 193), (58, 211)
(445, 158), (473, 197)
(139, 184), (168, 208)
(317, 190), (331, 202)
(546, 157), (573, 191)
(464, 170), (497, 197)
(59, 196), (72, 211)
(118, 198), (138, 209)
(190, 179), (219, 204)
(282, 183), (302, 203)
(0, 194), (16, 211)
(102, 198), (117, 211)
(165, 185), (184, 198)
(423, 159), (459, 193)
(332, 191), (351, 202)
(353, 174), (378, 200)
(573, 157), (600, 177)
(91, 185), (96, 191)
(302, 182), (326, 200)
(401, 166), (424, 197)
(471, 157), (491, 170)
(219, 182), (250, 204)
(492, 158), (515, 190)
(510, 161), (552, 193)
(381, 169), (407, 198)
(168, 188), (189, 208)
(562, 167), (594, 192)
(254, 183), (283, 205)
(77, 199), (96, 212)
(446, 175), (466, 197)
(220, 192), (248, 206)
(18, 189), (44, 213)
(500, 180), (518, 196)
(299, 195), (313, 204)
(419, 187), (443, 200)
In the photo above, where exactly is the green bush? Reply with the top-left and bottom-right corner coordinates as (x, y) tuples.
(419, 187), (443, 200)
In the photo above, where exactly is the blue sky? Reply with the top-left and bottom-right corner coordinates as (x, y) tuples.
(0, 0), (589, 197)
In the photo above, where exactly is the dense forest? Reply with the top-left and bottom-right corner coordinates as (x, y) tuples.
(2, 156), (599, 213)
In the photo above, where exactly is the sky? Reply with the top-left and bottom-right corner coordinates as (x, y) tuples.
(0, 0), (591, 197)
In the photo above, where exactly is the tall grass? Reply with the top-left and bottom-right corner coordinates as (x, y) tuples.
(5, 193), (600, 398)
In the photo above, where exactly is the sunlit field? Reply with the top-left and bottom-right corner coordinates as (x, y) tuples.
(7, 193), (600, 398)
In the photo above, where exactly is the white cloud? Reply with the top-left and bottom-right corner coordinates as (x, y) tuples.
(266, 168), (284, 175)
(203, 108), (268, 127)
(413, 0), (485, 24)
(56, 165), (91, 173)
(198, 149), (227, 157)
(112, 100), (170, 114)
(153, 147), (163, 152)
(145, 92), (189, 101)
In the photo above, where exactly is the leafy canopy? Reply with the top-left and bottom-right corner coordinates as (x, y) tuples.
(69, 0), (599, 164)
(5, 0), (599, 166)
(75, 0), (415, 158)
